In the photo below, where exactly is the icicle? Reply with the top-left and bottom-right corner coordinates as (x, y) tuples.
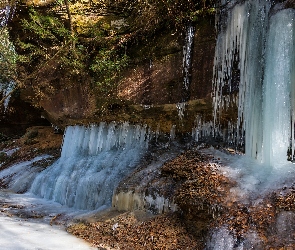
(177, 23), (195, 119)
(192, 116), (214, 142)
(176, 102), (187, 120)
(261, 8), (295, 166)
(183, 24), (195, 92)
(170, 125), (176, 141)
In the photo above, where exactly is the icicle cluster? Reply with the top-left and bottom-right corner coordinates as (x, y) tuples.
(176, 102), (187, 120)
(61, 122), (149, 158)
(213, 0), (271, 157)
(30, 122), (150, 210)
(192, 116), (214, 142)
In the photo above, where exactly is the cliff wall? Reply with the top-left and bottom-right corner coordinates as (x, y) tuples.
(3, 0), (216, 133)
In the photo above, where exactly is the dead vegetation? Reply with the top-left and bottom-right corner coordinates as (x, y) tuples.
(68, 211), (203, 250)
(0, 126), (62, 170)
(68, 148), (295, 249)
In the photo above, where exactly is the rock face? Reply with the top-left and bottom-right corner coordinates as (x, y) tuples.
(117, 19), (216, 105)
(6, 1), (216, 132)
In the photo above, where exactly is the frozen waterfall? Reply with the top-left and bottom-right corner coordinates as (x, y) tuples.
(29, 122), (149, 211)
(213, 0), (295, 165)
(208, 1), (295, 249)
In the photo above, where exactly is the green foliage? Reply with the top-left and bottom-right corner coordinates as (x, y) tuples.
(17, 8), (72, 71)
(22, 9), (71, 44)
(14, 0), (216, 96)
(0, 28), (17, 82)
(109, 0), (216, 31)
(17, 6), (131, 92)
(18, 8), (90, 76)
(91, 49), (130, 92)
(162, 0), (216, 25)
(60, 45), (88, 74)
(15, 38), (45, 63)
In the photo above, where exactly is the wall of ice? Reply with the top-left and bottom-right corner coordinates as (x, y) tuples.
(29, 122), (150, 210)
